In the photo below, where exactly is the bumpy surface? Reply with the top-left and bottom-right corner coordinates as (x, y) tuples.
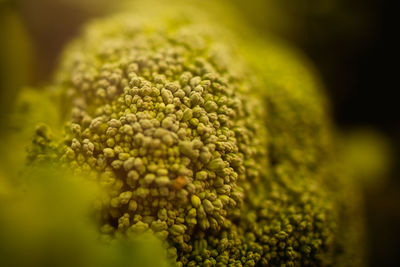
(28, 12), (365, 267)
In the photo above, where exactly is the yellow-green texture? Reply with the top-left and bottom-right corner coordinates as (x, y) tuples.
(0, 164), (171, 267)
(23, 7), (367, 267)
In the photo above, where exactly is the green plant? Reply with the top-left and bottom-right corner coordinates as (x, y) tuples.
(4, 7), (368, 267)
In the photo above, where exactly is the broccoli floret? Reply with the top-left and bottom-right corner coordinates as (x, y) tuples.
(27, 10), (366, 267)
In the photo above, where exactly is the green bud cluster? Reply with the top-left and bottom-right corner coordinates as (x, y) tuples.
(27, 10), (365, 267)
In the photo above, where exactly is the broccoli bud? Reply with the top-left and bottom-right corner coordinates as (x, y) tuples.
(27, 9), (366, 267)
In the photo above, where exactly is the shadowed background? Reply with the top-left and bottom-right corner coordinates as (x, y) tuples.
(0, 0), (396, 266)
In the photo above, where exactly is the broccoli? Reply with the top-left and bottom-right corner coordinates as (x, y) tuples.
(25, 9), (366, 267)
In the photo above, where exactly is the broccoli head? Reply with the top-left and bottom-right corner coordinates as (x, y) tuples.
(26, 9), (366, 267)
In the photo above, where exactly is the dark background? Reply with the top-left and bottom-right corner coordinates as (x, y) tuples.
(236, 1), (398, 265)
(264, 2), (399, 265)
(294, 2), (399, 266)
(0, 0), (397, 265)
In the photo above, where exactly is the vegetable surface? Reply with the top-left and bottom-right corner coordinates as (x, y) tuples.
(23, 9), (366, 267)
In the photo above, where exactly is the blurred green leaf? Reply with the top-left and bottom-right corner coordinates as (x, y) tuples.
(0, 6), (34, 131)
